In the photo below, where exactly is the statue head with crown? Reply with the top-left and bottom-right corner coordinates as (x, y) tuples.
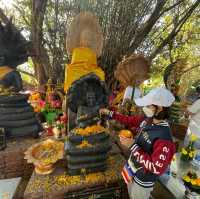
(67, 73), (108, 129)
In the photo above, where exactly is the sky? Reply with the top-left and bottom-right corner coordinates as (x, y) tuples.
(0, 0), (14, 9)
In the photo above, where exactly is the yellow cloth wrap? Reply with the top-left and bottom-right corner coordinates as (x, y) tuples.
(0, 66), (14, 80)
(64, 47), (105, 92)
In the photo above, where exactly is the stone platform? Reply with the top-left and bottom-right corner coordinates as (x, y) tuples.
(24, 147), (127, 199)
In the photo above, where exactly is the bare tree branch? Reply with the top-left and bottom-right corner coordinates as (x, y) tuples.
(159, 0), (184, 17)
(183, 64), (200, 74)
(13, 5), (31, 26)
(149, 0), (200, 61)
(129, 0), (168, 52)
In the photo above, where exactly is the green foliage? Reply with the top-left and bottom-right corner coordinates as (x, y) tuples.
(150, 1), (200, 91)
(20, 73), (37, 85)
(1, 0), (199, 88)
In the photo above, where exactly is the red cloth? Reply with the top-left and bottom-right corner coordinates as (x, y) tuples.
(131, 140), (176, 175)
(112, 112), (144, 129)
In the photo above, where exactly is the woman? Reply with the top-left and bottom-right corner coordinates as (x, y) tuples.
(100, 88), (176, 199)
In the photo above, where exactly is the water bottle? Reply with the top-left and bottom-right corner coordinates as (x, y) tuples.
(160, 166), (170, 183)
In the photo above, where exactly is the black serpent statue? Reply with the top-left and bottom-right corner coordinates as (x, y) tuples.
(64, 11), (111, 175)
(66, 73), (111, 175)
(0, 20), (41, 138)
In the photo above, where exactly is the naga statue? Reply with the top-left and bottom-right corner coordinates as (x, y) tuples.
(114, 54), (150, 115)
(0, 20), (41, 138)
(64, 12), (111, 175)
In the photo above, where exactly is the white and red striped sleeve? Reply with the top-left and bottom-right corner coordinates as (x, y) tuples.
(130, 140), (176, 175)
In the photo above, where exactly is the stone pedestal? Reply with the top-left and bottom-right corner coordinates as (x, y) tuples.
(66, 131), (111, 175)
(0, 137), (38, 179)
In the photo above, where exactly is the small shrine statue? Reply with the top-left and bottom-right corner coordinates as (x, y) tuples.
(56, 79), (63, 91)
(46, 79), (54, 94)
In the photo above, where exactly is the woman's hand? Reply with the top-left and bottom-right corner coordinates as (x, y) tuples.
(99, 108), (110, 116)
(119, 134), (134, 148)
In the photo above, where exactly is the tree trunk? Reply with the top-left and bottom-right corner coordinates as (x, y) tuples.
(31, 0), (50, 85)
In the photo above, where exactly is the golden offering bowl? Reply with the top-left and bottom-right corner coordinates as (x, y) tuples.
(24, 139), (64, 175)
